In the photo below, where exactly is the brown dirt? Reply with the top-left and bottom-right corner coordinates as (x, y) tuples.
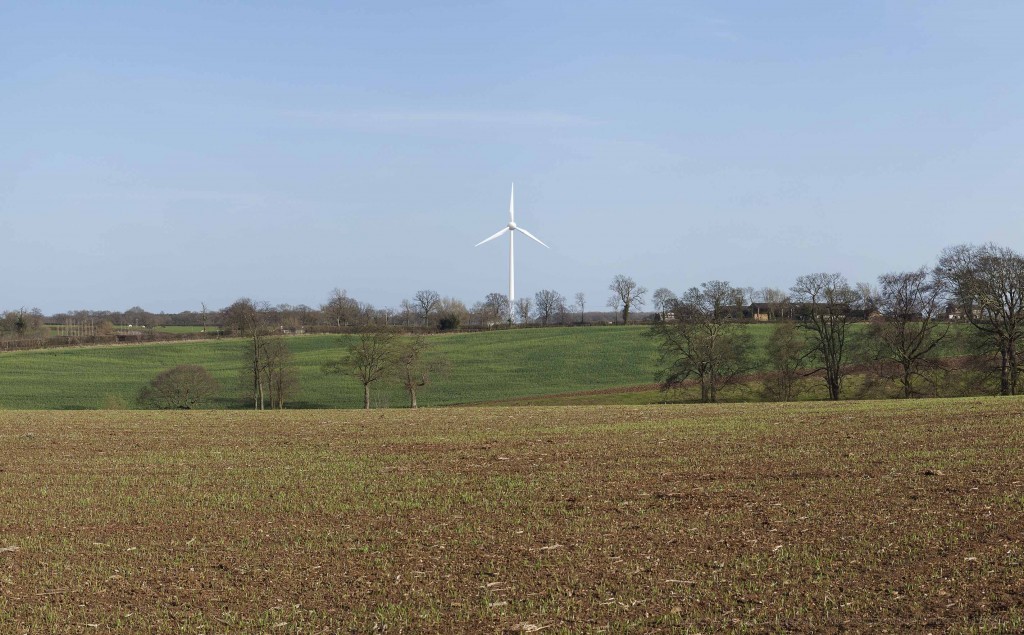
(1, 400), (1023, 633)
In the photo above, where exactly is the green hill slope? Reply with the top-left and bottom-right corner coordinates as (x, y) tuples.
(0, 323), (975, 410)
(0, 326), (665, 409)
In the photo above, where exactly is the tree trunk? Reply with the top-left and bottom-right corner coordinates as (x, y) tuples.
(363, 383), (371, 409)
(1000, 348), (1011, 396)
(409, 386), (418, 409)
(1009, 346), (1019, 395)
(782, 373), (794, 402)
(266, 368), (275, 409)
(826, 367), (840, 401)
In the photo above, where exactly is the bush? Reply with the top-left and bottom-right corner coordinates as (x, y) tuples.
(437, 314), (461, 331)
(139, 365), (219, 409)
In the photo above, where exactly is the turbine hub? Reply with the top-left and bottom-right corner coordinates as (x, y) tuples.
(508, 221), (517, 230)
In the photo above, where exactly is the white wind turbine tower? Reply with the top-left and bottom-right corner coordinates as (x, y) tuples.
(474, 184), (549, 322)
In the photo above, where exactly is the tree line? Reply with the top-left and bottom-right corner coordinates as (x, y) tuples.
(2, 280), (645, 348)
(649, 243), (1024, 402)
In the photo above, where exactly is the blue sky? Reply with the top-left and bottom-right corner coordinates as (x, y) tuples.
(2, 1), (1022, 314)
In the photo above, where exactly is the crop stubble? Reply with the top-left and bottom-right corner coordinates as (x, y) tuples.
(0, 399), (1022, 633)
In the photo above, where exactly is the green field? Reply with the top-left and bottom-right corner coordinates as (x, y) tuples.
(0, 324), (977, 410)
(1, 399), (1021, 632)
(0, 327), (665, 409)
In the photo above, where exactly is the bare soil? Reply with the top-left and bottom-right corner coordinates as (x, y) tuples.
(1, 399), (1022, 632)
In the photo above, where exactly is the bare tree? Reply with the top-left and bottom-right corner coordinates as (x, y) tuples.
(574, 292), (586, 324)
(468, 302), (485, 327)
(322, 288), (360, 328)
(648, 280), (752, 403)
(936, 243), (1024, 395)
(651, 288), (677, 320)
(743, 286), (757, 306)
(481, 292), (510, 325)
(864, 268), (949, 398)
(277, 304), (303, 333)
(556, 297), (570, 324)
(223, 298), (273, 410)
(323, 329), (398, 409)
(399, 299), (416, 327)
(534, 289), (565, 326)
(761, 322), (807, 402)
(355, 302), (379, 327)
(414, 290), (442, 326)
(856, 282), (882, 317)
(759, 287), (789, 320)
(293, 304), (319, 329)
(730, 286), (747, 319)
(609, 275), (647, 324)
(263, 338), (300, 409)
(394, 335), (449, 408)
(791, 273), (861, 400)
(514, 297), (533, 324)
(606, 295), (622, 324)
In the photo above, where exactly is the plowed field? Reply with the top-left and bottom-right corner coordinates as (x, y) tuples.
(2, 399), (1023, 632)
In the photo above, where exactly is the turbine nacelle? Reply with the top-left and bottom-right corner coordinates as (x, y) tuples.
(508, 221), (517, 230)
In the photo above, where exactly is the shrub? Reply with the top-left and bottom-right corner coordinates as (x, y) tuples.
(437, 314), (461, 331)
(139, 365), (219, 409)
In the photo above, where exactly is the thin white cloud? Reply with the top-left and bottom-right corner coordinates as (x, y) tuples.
(280, 109), (598, 128)
(702, 16), (740, 42)
(711, 29), (740, 42)
(77, 188), (265, 206)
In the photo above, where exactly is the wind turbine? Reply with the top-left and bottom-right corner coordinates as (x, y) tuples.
(475, 184), (549, 322)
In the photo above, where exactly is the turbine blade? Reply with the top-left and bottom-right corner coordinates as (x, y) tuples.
(509, 183), (515, 223)
(475, 227), (509, 247)
(517, 226), (549, 248)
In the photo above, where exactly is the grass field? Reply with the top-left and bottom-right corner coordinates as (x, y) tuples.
(0, 327), (666, 410)
(1, 399), (1022, 632)
(1, 324), (979, 410)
